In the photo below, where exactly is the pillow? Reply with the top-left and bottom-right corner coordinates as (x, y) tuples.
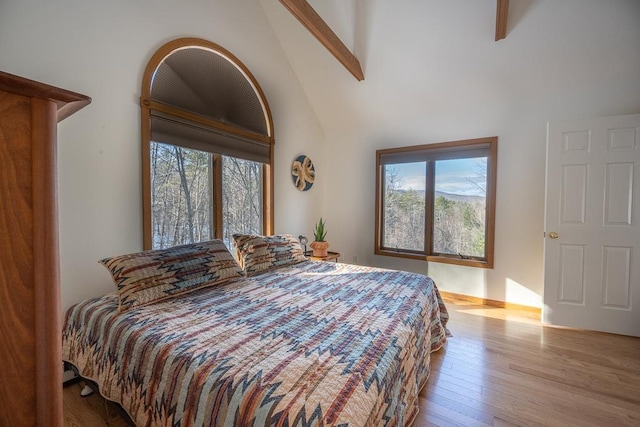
(232, 234), (307, 276)
(99, 240), (244, 311)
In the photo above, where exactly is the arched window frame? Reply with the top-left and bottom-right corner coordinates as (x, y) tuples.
(140, 38), (274, 250)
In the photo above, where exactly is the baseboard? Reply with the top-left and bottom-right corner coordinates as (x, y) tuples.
(440, 291), (541, 315)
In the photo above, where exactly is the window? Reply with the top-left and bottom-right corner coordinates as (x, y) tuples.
(150, 144), (213, 249)
(141, 38), (274, 250)
(375, 137), (497, 268)
(150, 145), (264, 249)
(220, 155), (263, 247)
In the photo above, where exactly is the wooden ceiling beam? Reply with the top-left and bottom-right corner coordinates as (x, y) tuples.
(279, 0), (364, 81)
(495, 0), (510, 41)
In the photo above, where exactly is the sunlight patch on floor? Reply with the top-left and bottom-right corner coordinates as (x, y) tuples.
(443, 297), (542, 326)
(455, 307), (542, 325)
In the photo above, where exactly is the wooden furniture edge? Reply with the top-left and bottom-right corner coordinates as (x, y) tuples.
(0, 71), (91, 122)
(304, 251), (340, 261)
(440, 291), (541, 315)
(0, 70), (90, 426)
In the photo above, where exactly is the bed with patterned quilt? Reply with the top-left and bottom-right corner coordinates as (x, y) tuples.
(62, 235), (449, 426)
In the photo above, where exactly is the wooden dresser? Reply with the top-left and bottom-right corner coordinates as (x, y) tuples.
(0, 71), (90, 426)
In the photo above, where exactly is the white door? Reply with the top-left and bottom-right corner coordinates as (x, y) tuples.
(543, 113), (640, 337)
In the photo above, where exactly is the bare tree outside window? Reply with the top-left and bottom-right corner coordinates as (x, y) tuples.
(150, 144), (263, 250)
(222, 156), (262, 248)
(151, 143), (212, 249)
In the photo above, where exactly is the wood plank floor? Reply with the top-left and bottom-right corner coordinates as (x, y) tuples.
(64, 297), (640, 426)
(63, 381), (131, 426)
(417, 298), (640, 426)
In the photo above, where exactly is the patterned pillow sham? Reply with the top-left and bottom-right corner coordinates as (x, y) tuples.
(232, 234), (307, 276)
(99, 240), (245, 311)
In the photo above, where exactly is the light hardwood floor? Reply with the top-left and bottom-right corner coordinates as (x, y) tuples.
(63, 297), (640, 426)
(63, 382), (131, 427)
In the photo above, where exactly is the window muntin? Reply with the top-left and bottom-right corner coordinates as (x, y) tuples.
(376, 137), (497, 268)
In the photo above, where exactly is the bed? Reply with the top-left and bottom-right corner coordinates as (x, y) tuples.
(62, 236), (449, 426)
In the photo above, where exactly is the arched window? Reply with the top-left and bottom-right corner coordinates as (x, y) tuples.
(140, 38), (274, 249)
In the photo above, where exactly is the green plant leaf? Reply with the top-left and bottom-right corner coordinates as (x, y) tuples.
(313, 217), (327, 241)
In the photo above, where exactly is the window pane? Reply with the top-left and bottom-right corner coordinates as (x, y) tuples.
(433, 157), (487, 257)
(222, 156), (263, 248)
(150, 143), (212, 249)
(382, 162), (425, 251)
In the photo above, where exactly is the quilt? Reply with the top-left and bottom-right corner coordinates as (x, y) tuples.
(62, 261), (448, 426)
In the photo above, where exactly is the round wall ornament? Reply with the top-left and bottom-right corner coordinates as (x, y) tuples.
(291, 155), (315, 191)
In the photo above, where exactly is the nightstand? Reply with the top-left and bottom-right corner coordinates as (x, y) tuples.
(305, 251), (340, 262)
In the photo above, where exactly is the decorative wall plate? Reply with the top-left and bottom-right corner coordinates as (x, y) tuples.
(291, 155), (315, 191)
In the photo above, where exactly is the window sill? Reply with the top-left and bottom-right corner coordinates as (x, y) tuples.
(375, 248), (492, 269)
(426, 255), (492, 269)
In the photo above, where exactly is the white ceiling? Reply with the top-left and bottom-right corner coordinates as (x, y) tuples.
(259, 0), (640, 141)
(260, 0), (520, 135)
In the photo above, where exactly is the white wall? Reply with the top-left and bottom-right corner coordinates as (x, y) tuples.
(2, 0), (638, 312)
(262, 0), (640, 307)
(0, 0), (324, 312)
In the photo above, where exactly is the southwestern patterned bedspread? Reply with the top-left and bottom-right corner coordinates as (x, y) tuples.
(62, 261), (449, 426)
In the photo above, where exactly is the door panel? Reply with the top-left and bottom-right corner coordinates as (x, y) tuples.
(601, 246), (631, 309)
(544, 114), (640, 337)
(603, 162), (633, 225)
(560, 164), (588, 224)
(557, 244), (585, 304)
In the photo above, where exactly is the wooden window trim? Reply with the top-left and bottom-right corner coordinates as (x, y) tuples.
(140, 38), (274, 250)
(375, 137), (497, 269)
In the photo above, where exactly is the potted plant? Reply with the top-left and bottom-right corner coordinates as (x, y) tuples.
(309, 217), (329, 257)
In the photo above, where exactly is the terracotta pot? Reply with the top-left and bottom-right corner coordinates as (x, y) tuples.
(310, 241), (329, 257)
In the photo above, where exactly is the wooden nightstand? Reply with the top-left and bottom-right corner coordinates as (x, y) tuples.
(305, 251), (340, 262)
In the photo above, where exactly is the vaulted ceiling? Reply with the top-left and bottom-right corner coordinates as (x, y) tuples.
(278, 0), (509, 81)
(258, 0), (525, 136)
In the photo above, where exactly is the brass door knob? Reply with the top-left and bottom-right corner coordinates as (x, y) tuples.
(548, 231), (559, 239)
